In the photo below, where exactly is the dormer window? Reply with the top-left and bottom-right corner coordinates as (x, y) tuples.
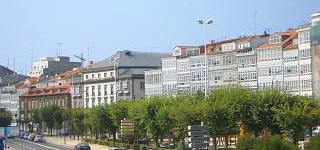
(269, 35), (281, 44)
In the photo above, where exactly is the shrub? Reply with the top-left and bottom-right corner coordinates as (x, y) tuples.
(237, 135), (298, 150)
(304, 137), (320, 150)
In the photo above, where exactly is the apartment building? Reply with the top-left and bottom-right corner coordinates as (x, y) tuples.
(145, 12), (320, 97)
(82, 50), (167, 108)
(19, 84), (71, 131)
(27, 56), (81, 77)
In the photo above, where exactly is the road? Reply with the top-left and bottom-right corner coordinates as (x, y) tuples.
(5, 138), (73, 150)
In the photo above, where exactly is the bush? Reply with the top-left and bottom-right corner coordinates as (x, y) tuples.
(304, 137), (320, 150)
(237, 135), (298, 150)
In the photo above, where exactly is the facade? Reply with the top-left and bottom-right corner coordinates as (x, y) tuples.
(82, 50), (167, 108)
(145, 69), (162, 96)
(27, 56), (81, 77)
(145, 12), (320, 97)
(19, 84), (71, 131)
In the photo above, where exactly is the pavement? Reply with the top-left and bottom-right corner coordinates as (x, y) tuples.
(44, 136), (111, 150)
(5, 138), (72, 150)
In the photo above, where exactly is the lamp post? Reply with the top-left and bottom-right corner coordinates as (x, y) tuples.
(197, 19), (213, 98)
(113, 57), (120, 102)
(272, 69), (291, 90)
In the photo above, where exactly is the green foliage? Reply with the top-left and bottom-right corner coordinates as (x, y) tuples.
(0, 108), (12, 127)
(272, 96), (315, 144)
(40, 104), (60, 134)
(237, 135), (298, 150)
(304, 137), (320, 150)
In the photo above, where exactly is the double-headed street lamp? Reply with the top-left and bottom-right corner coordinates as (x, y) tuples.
(197, 19), (213, 98)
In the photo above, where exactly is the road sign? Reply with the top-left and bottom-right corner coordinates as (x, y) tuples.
(188, 125), (209, 150)
(120, 118), (135, 136)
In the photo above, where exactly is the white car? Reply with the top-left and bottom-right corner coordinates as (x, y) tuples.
(312, 126), (320, 136)
(34, 135), (46, 143)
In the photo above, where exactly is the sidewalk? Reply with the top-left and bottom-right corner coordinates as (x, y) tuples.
(45, 136), (111, 150)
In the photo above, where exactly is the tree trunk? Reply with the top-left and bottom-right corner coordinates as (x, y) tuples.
(212, 136), (217, 150)
(113, 131), (116, 142)
(224, 136), (229, 148)
(309, 126), (313, 137)
(85, 130), (88, 139)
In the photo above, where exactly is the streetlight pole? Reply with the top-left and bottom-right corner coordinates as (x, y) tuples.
(272, 69), (291, 90)
(197, 19), (213, 98)
(113, 57), (120, 102)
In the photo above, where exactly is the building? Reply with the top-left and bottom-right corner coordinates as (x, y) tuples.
(144, 69), (162, 96)
(19, 84), (71, 131)
(145, 12), (320, 97)
(0, 65), (15, 77)
(82, 50), (167, 108)
(27, 56), (81, 77)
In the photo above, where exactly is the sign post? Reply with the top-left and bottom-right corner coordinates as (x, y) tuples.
(188, 125), (209, 150)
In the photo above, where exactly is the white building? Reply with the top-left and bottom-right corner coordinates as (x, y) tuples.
(27, 56), (81, 77)
(82, 50), (167, 108)
(145, 12), (320, 97)
(145, 69), (162, 96)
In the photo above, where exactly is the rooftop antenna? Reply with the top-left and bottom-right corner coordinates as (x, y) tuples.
(13, 57), (15, 75)
(87, 46), (90, 66)
(254, 12), (257, 35)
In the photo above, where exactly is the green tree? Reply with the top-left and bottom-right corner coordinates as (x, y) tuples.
(108, 100), (129, 141)
(273, 96), (313, 145)
(53, 109), (64, 135)
(40, 105), (60, 135)
(32, 108), (42, 134)
(72, 109), (86, 140)
(0, 108), (12, 127)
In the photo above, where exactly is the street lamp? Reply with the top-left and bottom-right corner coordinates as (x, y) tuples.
(197, 19), (214, 98)
(272, 69), (291, 90)
(113, 57), (120, 102)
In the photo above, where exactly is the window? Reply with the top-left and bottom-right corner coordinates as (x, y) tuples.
(110, 72), (114, 77)
(110, 84), (114, 95)
(91, 86), (95, 96)
(269, 35), (281, 44)
(98, 98), (101, 106)
(85, 75), (89, 79)
(98, 73), (101, 78)
(110, 97), (114, 103)
(140, 82), (145, 90)
(104, 85), (108, 95)
(104, 73), (107, 78)
(92, 98), (95, 107)
(98, 85), (101, 96)
(85, 87), (89, 97)
(91, 74), (95, 79)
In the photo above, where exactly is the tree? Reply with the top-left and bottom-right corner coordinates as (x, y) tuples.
(32, 108), (42, 134)
(53, 109), (64, 135)
(0, 108), (12, 127)
(108, 100), (129, 141)
(72, 109), (86, 140)
(40, 105), (60, 135)
(273, 96), (314, 145)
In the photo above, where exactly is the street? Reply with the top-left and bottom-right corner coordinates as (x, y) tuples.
(5, 138), (73, 150)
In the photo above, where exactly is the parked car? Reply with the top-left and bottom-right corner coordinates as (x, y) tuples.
(74, 142), (91, 150)
(108, 147), (126, 150)
(23, 133), (30, 140)
(34, 135), (45, 143)
(28, 133), (36, 141)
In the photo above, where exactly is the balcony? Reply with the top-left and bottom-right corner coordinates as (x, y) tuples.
(82, 77), (115, 84)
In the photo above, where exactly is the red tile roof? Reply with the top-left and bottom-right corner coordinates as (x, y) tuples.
(257, 29), (297, 49)
(20, 84), (71, 98)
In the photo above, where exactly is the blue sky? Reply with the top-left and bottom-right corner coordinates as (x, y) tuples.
(0, 0), (319, 75)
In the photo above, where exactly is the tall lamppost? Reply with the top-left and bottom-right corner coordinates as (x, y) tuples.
(197, 19), (213, 98)
(113, 57), (120, 102)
